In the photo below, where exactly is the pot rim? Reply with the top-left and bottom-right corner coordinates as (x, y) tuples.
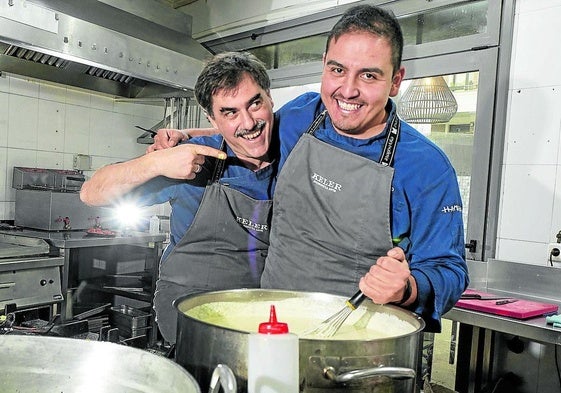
(174, 288), (425, 342)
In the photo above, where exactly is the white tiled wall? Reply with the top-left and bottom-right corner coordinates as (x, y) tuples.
(0, 74), (163, 220)
(496, 0), (561, 265)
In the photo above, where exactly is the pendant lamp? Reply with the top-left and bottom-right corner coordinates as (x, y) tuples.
(397, 76), (458, 124)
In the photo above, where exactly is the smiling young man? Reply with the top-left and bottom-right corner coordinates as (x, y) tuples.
(80, 52), (277, 343)
(260, 5), (468, 332)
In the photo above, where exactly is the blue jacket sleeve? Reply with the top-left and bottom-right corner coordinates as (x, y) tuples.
(406, 166), (469, 332)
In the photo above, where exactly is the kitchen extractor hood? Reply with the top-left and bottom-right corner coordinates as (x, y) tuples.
(0, 0), (211, 98)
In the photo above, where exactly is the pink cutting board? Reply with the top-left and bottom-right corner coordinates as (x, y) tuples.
(455, 289), (558, 320)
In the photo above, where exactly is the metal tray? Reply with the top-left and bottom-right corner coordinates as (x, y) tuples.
(108, 305), (151, 338)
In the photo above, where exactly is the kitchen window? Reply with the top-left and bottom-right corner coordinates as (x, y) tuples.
(208, 1), (491, 74)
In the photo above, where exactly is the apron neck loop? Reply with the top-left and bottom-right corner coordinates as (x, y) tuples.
(210, 138), (228, 184)
(306, 109), (328, 136)
(379, 111), (400, 167)
(305, 107), (401, 168)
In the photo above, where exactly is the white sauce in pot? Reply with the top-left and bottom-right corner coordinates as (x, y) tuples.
(183, 298), (416, 340)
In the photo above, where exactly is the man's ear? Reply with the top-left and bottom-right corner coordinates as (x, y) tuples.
(205, 112), (218, 129)
(266, 90), (274, 109)
(390, 66), (405, 97)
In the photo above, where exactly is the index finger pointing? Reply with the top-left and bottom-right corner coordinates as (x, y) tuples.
(192, 145), (227, 160)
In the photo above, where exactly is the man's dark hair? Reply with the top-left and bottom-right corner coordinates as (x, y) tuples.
(195, 51), (270, 117)
(326, 5), (404, 74)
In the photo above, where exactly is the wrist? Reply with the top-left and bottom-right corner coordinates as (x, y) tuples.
(395, 276), (412, 305)
(181, 129), (191, 141)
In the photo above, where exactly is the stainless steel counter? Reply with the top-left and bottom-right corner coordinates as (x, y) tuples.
(0, 228), (166, 249)
(0, 229), (166, 344)
(443, 259), (561, 393)
(445, 303), (561, 346)
(0, 228), (166, 299)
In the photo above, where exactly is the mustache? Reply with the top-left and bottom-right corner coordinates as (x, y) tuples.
(234, 119), (266, 138)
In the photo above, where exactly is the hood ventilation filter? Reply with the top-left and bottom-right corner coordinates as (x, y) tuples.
(5, 45), (70, 68)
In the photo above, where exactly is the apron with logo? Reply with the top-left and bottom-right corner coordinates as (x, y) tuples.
(154, 141), (273, 343)
(261, 109), (400, 296)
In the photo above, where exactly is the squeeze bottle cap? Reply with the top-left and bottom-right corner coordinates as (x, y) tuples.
(258, 305), (289, 334)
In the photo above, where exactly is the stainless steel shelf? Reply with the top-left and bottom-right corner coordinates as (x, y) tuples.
(0, 229), (165, 249)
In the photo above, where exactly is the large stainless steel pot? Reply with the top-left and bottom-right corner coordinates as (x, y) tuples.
(0, 335), (201, 393)
(175, 289), (425, 393)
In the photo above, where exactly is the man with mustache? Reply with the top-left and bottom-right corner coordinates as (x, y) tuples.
(150, 5), (468, 332)
(80, 52), (277, 344)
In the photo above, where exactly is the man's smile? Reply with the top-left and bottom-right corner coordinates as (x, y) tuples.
(337, 99), (362, 112)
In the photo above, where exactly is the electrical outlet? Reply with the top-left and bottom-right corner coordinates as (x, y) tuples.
(547, 243), (561, 264)
(73, 154), (91, 170)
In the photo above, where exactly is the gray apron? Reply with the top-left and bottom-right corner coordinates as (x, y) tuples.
(261, 109), (400, 296)
(154, 142), (273, 343)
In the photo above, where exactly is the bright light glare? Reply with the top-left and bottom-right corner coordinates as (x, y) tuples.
(113, 202), (143, 228)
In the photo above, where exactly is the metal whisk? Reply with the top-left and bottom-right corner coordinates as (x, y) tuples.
(304, 290), (366, 338)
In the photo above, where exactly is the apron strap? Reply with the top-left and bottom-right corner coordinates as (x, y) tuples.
(210, 139), (228, 184)
(306, 109), (328, 135)
(379, 111), (400, 167)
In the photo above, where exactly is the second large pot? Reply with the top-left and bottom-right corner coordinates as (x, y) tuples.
(175, 289), (425, 393)
(0, 335), (201, 393)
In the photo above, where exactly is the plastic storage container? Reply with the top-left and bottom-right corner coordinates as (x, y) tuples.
(247, 305), (299, 393)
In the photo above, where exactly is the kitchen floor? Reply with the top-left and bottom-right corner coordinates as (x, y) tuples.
(427, 318), (458, 392)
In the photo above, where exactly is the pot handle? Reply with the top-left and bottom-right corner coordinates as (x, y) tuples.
(208, 364), (237, 393)
(323, 365), (416, 383)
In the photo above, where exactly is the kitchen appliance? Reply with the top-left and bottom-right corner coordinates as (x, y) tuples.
(0, 233), (63, 311)
(0, 335), (202, 393)
(13, 166), (109, 231)
(174, 289), (424, 393)
(12, 166), (85, 191)
(0, 0), (211, 98)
